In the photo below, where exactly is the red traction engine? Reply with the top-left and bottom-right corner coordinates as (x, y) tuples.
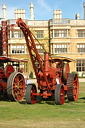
(17, 18), (79, 105)
(0, 56), (26, 101)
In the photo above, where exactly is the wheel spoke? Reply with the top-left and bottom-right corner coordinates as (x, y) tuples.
(7, 72), (25, 101)
(18, 78), (24, 83)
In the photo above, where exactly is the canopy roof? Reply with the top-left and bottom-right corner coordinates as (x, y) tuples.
(0, 56), (28, 63)
(50, 56), (75, 63)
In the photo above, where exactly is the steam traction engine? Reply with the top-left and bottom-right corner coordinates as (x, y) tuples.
(0, 56), (26, 101)
(0, 20), (26, 101)
(17, 18), (79, 105)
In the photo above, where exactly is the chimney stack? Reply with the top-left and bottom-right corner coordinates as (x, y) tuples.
(30, 2), (34, 20)
(53, 9), (62, 19)
(15, 9), (25, 19)
(2, 4), (6, 21)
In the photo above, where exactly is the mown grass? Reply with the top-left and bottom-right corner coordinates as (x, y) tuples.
(0, 82), (85, 128)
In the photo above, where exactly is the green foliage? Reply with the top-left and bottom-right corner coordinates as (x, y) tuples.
(71, 71), (79, 77)
(29, 71), (33, 78)
(81, 72), (85, 78)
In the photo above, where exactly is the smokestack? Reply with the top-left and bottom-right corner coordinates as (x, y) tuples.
(84, 2), (85, 19)
(2, 4), (6, 21)
(30, 2), (34, 20)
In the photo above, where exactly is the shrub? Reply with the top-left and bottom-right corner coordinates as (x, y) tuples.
(29, 71), (33, 78)
(71, 71), (79, 77)
(81, 72), (85, 78)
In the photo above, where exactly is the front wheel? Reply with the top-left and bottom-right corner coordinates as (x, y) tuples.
(26, 84), (37, 104)
(7, 71), (25, 101)
(55, 84), (65, 105)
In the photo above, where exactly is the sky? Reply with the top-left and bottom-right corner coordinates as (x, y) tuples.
(0, 0), (85, 21)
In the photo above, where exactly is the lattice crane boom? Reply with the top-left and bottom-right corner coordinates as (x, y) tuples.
(17, 18), (49, 89)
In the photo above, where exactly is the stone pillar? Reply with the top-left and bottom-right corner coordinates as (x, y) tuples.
(75, 13), (79, 20)
(30, 2), (34, 20)
(2, 4), (6, 21)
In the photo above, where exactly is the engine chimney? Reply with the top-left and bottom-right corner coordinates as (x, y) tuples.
(30, 2), (34, 20)
(2, 4), (6, 21)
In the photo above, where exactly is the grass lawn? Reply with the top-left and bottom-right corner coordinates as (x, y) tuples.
(0, 82), (85, 128)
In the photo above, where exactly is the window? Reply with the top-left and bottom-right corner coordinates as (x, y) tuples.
(77, 44), (85, 53)
(20, 62), (28, 73)
(54, 30), (69, 38)
(11, 31), (24, 38)
(77, 30), (85, 37)
(54, 44), (69, 53)
(11, 45), (26, 54)
(36, 31), (43, 39)
(13, 62), (26, 72)
(20, 62), (25, 71)
(76, 60), (85, 72)
(36, 45), (43, 54)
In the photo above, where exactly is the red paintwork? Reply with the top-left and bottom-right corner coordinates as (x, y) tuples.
(0, 56), (27, 91)
(17, 18), (65, 95)
(0, 56), (28, 63)
(60, 86), (65, 105)
(0, 68), (6, 90)
(1, 21), (8, 56)
(0, 21), (27, 101)
(12, 73), (25, 101)
(17, 18), (79, 104)
(0, 21), (16, 57)
(4, 65), (14, 78)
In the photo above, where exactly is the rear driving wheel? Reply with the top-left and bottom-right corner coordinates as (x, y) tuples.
(7, 71), (25, 101)
(55, 84), (65, 105)
(67, 73), (79, 101)
(26, 84), (37, 104)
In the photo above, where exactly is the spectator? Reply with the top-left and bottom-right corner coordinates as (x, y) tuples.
(25, 76), (31, 88)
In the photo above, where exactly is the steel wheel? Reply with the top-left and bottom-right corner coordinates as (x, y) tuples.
(67, 73), (79, 101)
(26, 84), (37, 104)
(63, 63), (70, 82)
(55, 84), (65, 105)
(4, 64), (14, 78)
(7, 71), (25, 101)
